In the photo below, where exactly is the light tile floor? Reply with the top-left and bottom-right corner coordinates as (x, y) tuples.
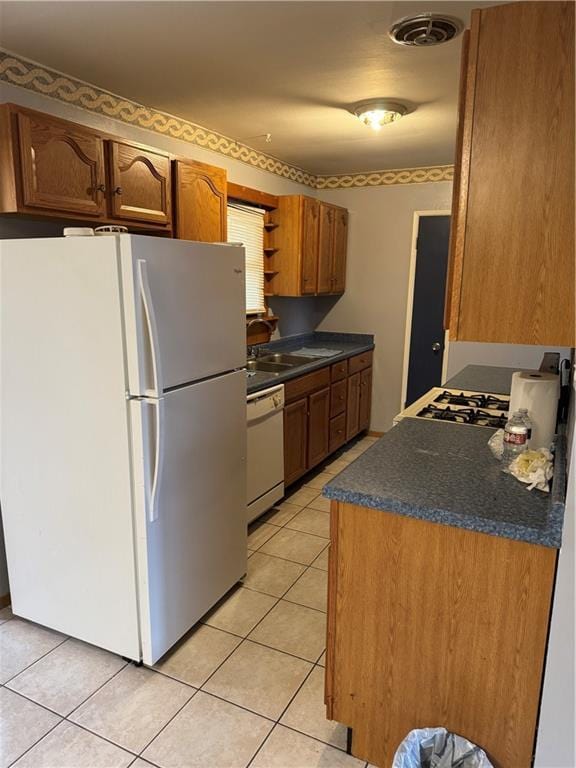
(0, 435), (378, 768)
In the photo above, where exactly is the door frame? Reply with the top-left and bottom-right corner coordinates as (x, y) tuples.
(400, 210), (451, 412)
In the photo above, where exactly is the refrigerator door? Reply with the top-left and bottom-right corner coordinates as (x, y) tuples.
(119, 236), (246, 396)
(0, 236), (140, 659)
(130, 370), (247, 664)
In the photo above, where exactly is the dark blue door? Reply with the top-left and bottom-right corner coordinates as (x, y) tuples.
(405, 215), (451, 407)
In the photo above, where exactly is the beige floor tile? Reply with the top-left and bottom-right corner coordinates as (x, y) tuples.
(12, 721), (133, 768)
(242, 553), (306, 598)
(259, 529), (328, 566)
(260, 503), (302, 526)
(310, 547), (329, 571)
(324, 458), (349, 473)
(204, 640), (312, 720)
(203, 587), (277, 636)
(284, 568), (328, 613)
(154, 624), (241, 688)
(142, 691), (272, 768)
(247, 522), (278, 551)
(129, 761), (157, 768)
(280, 666), (347, 749)
(248, 601), (326, 662)
(307, 496), (331, 513)
(70, 665), (193, 753)
(317, 651), (326, 667)
(0, 687), (61, 768)
(251, 725), (365, 768)
(7, 638), (126, 716)
(304, 472), (334, 491)
(285, 508), (330, 538)
(0, 619), (66, 684)
(285, 487), (319, 506)
(0, 605), (14, 623)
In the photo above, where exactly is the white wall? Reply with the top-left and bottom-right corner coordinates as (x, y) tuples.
(316, 182), (453, 432)
(446, 342), (571, 380)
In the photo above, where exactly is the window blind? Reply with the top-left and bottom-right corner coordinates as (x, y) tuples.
(227, 203), (266, 314)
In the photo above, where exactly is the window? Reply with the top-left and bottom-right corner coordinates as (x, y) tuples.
(227, 203), (265, 314)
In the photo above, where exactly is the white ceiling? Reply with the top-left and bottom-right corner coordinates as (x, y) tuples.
(0, 1), (496, 175)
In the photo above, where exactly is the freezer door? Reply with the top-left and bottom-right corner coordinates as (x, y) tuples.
(120, 236), (246, 396)
(130, 370), (247, 664)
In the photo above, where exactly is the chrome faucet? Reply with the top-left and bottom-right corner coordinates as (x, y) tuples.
(246, 317), (274, 332)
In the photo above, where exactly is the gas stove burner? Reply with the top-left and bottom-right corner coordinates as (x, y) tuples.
(434, 390), (484, 408)
(483, 395), (510, 411)
(417, 405), (474, 423)
(470, 410), (508, 428)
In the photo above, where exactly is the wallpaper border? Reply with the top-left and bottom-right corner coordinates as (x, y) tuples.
(0, 50), (454, 190)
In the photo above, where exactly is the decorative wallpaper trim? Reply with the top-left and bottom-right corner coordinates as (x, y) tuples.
(315, 165), (454, 189)
(0, 49), (454, 190)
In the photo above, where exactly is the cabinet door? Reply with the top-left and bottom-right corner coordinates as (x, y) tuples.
(359, 367), (372, 432)
(346, 373), (360, 440)
(448, 2), (575, 346)
(175, 159), (227, 242)
(317, 203), (334, 294)
(109, 141), (171, 225)
(300, 197), (319, 294)
(308, 387), (330, 468)
(332, 207), (348, 293)
(17, 112), (106, 216)
(284, 398), (308, 486)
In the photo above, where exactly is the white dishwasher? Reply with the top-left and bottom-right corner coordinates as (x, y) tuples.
(247, 383), (285, 524)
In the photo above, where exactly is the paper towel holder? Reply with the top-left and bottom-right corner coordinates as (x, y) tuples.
(538, 352), (560, 375)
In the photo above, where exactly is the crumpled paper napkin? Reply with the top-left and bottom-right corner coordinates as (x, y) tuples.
(509, 448), (554, 492)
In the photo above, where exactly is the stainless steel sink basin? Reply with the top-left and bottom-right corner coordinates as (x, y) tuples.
(258, 353), (318, 365)
(246, 360), (292, 373)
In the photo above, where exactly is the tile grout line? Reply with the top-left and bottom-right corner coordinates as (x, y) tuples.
(135, 687), (200, 758)
(2, 631), (71, 687)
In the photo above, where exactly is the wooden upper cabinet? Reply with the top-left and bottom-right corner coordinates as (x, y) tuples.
(301, 197), (320, 294)
(270, 195), (348, 296)
(317, 203), (335, 294)
(331, 207), (348, 293)
(446, 1), (575, 346)
(16, 111), (106, 217)
(108, 141), (171, 225)
(174, 159), (227, 242)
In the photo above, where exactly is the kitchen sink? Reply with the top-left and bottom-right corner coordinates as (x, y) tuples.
(257, 353), (318, 365)
(246, 360), (292, 373)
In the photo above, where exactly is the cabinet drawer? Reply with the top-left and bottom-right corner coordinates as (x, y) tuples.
(331, 359), (348, 382)
(348, 350), (373, 374)
(329, 413), (347, 453)
(285, 367), (330, 403)
(330, 380), (347, 418)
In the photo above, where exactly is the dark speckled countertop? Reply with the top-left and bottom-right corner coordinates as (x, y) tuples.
(323, 364), (567, 548)
(246, 332), (374, 394)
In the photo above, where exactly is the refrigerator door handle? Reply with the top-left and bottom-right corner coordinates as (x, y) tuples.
(137, 259), (162, 397)
(147, 397), (164, 523)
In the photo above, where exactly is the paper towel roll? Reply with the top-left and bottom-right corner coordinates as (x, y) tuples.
(509, 371), (560, 449)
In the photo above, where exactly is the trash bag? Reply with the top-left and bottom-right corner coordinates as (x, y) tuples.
(392, 728), (493, 768)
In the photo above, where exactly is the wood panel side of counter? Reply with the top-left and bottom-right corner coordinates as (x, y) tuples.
(326, 502), (557, 768)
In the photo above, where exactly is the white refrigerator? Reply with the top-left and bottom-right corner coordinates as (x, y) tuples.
(0, 234), (247, 665)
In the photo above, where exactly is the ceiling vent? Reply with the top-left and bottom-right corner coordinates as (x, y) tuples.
(389, 14), (463, 46)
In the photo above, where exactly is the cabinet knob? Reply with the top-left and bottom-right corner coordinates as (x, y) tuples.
(96, 184), (106, 194)
(113, 187), (123, 196)
(432, 342), (442, 353)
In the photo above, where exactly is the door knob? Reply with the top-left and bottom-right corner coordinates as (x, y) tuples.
(432, 342), (442, 353)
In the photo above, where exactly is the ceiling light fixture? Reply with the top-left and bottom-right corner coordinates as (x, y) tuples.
(350, 99), (407, 131)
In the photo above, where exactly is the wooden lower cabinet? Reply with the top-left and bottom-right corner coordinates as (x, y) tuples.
(346, 373), (360, 440)
(359, 367), (372, 431)
(283, 398), (308, 487)
(283, 352), (373, 486)
(326, 502), (557, 768)
(307, 387), (330, 468)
